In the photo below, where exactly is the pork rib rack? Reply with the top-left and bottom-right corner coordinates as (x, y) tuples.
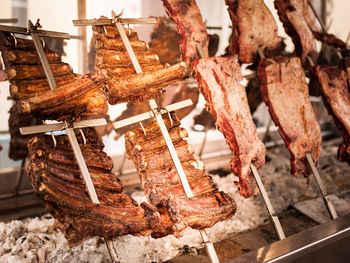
(125, 113), (236, 238)
(193, 56), (265, 198)
(315, 65), (350, 164)
(258, 56), (322, 177)
(0, 32), (108, 122)
(225, 0), (279, 63)
(93, 21), (189, 104)
(26, 128), (160, 246)
(162, 0), (209, 62)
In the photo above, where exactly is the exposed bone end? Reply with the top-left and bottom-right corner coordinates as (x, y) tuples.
(141, 160), (148, 170)
(187, 144), (195, 154)
(39, 183), (45, 192)
(36, 150), (43, 157)
(18, 101), (31, 114)
(95, 40), (104, 49)
(135, 144), (142, 151)
(48, 153), (53, 159)
(7, 68), (16, 79)
(6, 51), (16, 62)
(190, 159), (204, 170)
(10, 84), (19, 94)
(179, 129), (188, 138)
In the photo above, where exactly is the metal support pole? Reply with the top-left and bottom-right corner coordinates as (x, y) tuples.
(305, 153), (338, 220)
(114, 15), (219, 263)
(14, 159), (26, 196)
(308, 0), (327, 33)
(250, 164), (286, 240)
(198, 128), (208, 158)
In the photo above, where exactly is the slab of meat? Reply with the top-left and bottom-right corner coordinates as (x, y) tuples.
(18, 72), (107, 121)
(162, 0), (209, 62)
(193, 56), (265, 198)
(26, 128), (160, 246)
(125, 113), (236, 238)
(93, 22), (189, 104)
(315, 65), (350, 164)
(149, 17), (181, 65)
(9, 103), (42, 161)
(225, 0), (279, 63)
(275, 0), (317, 63)
(258, 56), (322, 177)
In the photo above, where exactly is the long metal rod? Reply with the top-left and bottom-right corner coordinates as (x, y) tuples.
(66, 127), (99, 203)
(73, 17), (157, 26)
(0, 18), (18, 24)
(30, 25), (119, 262)
(14, 159), (26, 196)
(115, 18), (219, 263)
(0, 24), (70, 38)
(250, 164), (286, 240)
(30, 25), (57, 90)
(20, 118), (107, 135)
(113, 99), (192, 129)
(305, 153), (338, 220)
(307, 0), (327, 33)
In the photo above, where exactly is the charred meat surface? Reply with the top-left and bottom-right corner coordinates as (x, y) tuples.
(315, 65), (350, 164)
(225, 0), (279, 63)
(258, 56), (322, 177)
(162, 0), (209, 62)
(193, 56), (265, 198)
(125, 114), (236, 238)
(26, 128), (160, 246)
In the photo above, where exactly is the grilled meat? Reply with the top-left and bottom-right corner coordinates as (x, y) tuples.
(162, 0), (209, 62)
(193, 56), (265, 198)
(225, 0), (279, 63)
(125, 114), (236, 238)
(259, 56), (322, 177)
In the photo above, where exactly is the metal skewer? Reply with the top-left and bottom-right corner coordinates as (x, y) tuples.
(20, 20), (120, 263)
(112, 11), (220, 263)
(251, 48), (286, 240)
(250, 164), (286, 240)
(305, 153), (338, 219)
(13, 159), (26, 196)
(0, 18), (18, 24)
(307, 0), (328, 33)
